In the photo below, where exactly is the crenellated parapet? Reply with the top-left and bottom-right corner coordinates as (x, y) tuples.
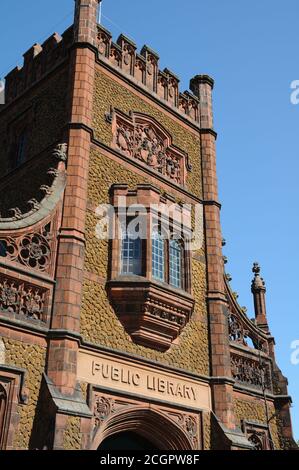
(4, 27), (73, 104)
(97, 25), (200, 125)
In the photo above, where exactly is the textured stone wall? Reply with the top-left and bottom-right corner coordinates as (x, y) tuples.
(234, 397), (281, 449)
(63, 416), (82, 450)
(2, 338), (46, 450)
(93, 69), (202, 199)
(0, 66), (69, 175)
(82, 149), (209, 376)
(202, 412), (211, 450)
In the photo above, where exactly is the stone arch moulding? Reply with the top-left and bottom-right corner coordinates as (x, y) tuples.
(0, 366), (28, 450)
(0, 143), (67, 231)
(106, 107), (192, 186)
(91, 405), (195, 451)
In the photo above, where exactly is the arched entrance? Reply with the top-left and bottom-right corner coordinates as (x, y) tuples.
(92, 406), (194, 450)
(99, 431), (156, 451)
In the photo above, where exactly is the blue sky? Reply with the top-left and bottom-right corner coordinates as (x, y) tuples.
(0, 0), (298, 440)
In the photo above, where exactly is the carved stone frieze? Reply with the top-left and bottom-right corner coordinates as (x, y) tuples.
(108, 108), (191, 185)
(231, 353), (272, 392)
(0, 274), (47, 321)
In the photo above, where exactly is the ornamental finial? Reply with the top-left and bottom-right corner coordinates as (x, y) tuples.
(252, 262), (261, 275)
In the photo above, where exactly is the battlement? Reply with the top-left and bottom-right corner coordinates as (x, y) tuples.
(3, 19), (209, 125)
(97, 25), (201, 124)
(4, 26), (74, 104)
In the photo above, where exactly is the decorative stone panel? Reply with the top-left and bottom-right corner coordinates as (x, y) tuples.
(107, 278), (195, 351)
(107, 108), (191, 186)
(90, 389), (202, 450)
(231, 351), (272, 392)
(0, 273), (49, 322)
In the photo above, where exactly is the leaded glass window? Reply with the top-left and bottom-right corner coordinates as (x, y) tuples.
(121, 221), (142, 275)
(152, 229), (165, 282)
(169, 239), (182, 288)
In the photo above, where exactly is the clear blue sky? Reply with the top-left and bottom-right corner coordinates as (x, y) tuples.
(0, 0), (298, 440)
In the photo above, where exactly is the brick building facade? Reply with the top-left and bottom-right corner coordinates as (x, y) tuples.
(0, 0), (296, 450)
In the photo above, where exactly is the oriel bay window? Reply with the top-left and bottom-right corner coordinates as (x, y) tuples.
(107, 184), (194, 351)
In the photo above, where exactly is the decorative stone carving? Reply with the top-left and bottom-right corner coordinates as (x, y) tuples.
(248, 431), (264, 450)
(93, 396), (116, 429)
(28, 199), (41, 211)
(53, 143), (68, 162)
(109, 108), (191, 185)
(40, 185), (52, 196)
(242, 421), (272, 450)
(0, 144), (67, 229)
(108, 279), (194, 351)
(231, 353), (272, 391)
(0, 224), (52, 273)
(166, 411), (200, 449)
(9, 208), (22, 221)
(0, 274), (47, 321)
(228, 312), (268, 352)
(143, 300), (187, 327)
(228, 313), (249, 346)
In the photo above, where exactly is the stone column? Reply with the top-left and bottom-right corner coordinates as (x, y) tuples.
(47, 0), (100, 396)
(190, 75), (236, 430)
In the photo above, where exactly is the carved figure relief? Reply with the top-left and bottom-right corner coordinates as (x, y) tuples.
(108, 108), (191, 185)
(231, 353), (272, 391)
(0, 274), (47, 321)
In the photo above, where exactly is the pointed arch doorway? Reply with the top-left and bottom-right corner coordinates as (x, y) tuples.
(92, 406), (195, 451)
(99, 431), (156, 451)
